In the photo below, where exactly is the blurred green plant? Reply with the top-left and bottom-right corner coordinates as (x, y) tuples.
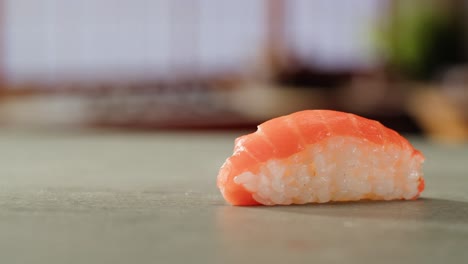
(376, 1), (465, 80)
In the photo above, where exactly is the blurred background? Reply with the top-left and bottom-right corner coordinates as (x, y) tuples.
(0, 0), (467, 142)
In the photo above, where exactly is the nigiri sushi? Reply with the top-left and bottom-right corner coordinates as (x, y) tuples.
(217, 110), (425, 206)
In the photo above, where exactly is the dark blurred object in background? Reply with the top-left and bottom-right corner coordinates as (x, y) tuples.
(379, 0), (468, 81)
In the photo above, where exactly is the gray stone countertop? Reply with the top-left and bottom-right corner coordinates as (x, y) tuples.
(0, 129), (467, 263)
